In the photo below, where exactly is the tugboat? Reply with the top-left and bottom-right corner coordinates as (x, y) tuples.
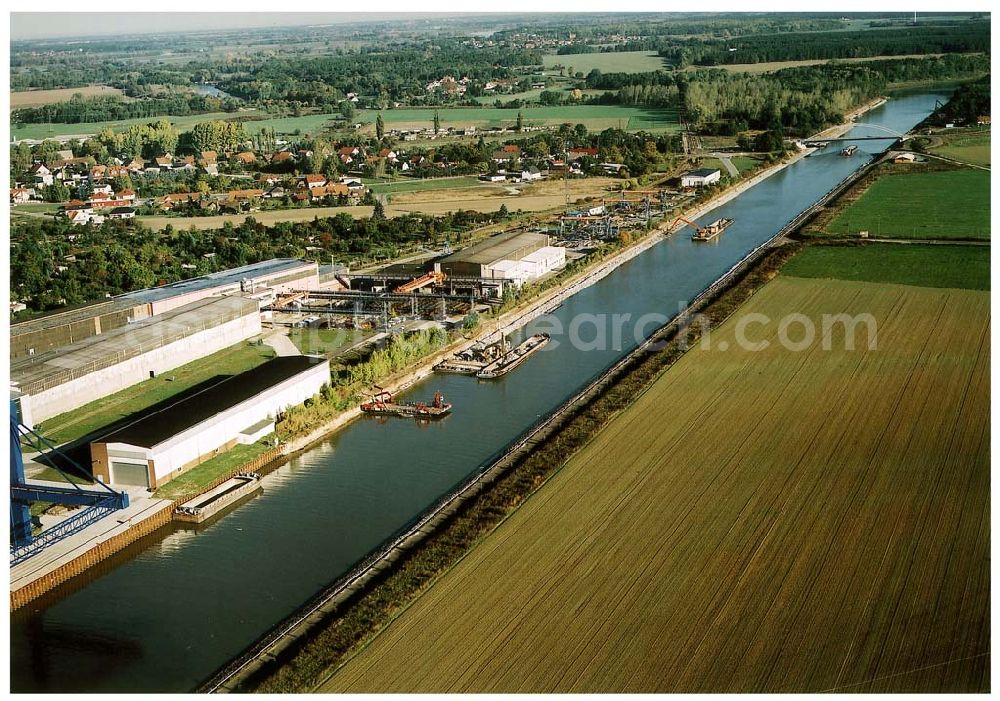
(360, 387), (452, 419)
(840, 145), (859, 157)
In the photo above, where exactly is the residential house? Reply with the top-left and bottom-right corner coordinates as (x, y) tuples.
(493, 144), (522, 163)
(10, 188), (33, 204)
(234, 151), (257, 166)
(303, 174), (328, 190)
(154, 155), (174, 170)
(567, 147), (599, 162)
(108, 207), (137, 220)
(28, 164), (53, 187)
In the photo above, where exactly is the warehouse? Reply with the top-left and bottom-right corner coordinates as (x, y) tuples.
(11, 298), (152, 360)
(681, 168), (722, 188)
(11, 296), (261, 428)
(119, 258), (320, 315)
(484, 246), (566, 287)
(434, 230), (550, 278)
(90, 356), (330, 488)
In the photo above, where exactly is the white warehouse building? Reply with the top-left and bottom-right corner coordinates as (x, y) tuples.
(11, 296), (262, 428)
(484, 246), (566, 287)
(681, 168), (722, 188)
(90, 356), (330, 489)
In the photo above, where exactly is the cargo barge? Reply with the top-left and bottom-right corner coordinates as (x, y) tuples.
(174, 472), (262, 524)
(691, 218), (734, 242)
(360, 388), (452, 418)
(476, 333), (551, 379)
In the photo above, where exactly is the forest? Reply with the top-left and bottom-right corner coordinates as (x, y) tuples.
(659, 22), (990, 67)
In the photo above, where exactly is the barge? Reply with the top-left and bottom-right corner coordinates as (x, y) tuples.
(174, 472), (262, 524)
(361, 388), (452, 419)
(476, 333), (551, 379)
(841, 145), (859, 157)
(691, 218), (734, 242)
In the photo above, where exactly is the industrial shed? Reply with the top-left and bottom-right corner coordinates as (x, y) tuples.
(11, 296), (261, 427)
(10, 298), (152, 360)
(120, 258), (320, 315)
(434, 230), (550, 277)
(681, 168), (722, 188)
(90, 356), (330, 488)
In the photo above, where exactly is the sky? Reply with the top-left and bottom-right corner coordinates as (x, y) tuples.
(9, 13), (480, 40)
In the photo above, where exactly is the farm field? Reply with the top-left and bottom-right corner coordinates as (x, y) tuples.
(11, 104), (679, 142)
(359, 105), (680, 133)
(11, 111), (238, 141)
(365, 176), (485, 195)
(321, 272), (990, 693)
(782, 242), (990, 290)
(36, 340), (275, 446)
(10, 85), (124, 109)
(383, 176), (615, 215)
(928, 129), (991, 166)
(823, 168), (990, 239)
(542, 50), (667, 74)
(136, 205), (375, 231)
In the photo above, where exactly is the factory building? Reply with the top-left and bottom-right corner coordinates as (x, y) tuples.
(483, 246), (566, 287)
(120, 258), (320, 316)
(434, 230), (551, 278)
(90, 356), (330, 488)
(681, 168), (722, 188)
(11, 296), (261, 428)
(11, 298), (152, 361)
(10, 259), (319, 360)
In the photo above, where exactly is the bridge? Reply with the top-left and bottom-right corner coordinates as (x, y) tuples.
(804, 123), (911, 145)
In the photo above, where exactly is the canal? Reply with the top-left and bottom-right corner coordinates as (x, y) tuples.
(10, 90), (946, 693)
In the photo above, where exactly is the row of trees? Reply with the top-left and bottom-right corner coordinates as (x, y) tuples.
(12, 92), (242, 125)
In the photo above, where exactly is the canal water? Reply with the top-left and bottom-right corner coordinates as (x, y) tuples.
(10, 90), (946, 693)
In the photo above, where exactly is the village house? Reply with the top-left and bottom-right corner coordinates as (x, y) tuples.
(303, 174), (328, 190)
(28, 164), (53, 187)
(567, 147), (599, 161)
(234, 151), (257, 166)
(493, 144), (522, 163)
(10, 188), (33, 204)
(108, 206), (136, 220)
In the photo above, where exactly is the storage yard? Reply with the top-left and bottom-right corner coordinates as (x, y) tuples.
(321, 272), (990, 693)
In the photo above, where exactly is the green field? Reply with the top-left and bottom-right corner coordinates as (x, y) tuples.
(360, 105), (680, 133)
(37, 340), (275, 446)
(781, 243), (990, 290)
(928, 129), (991, 166)
(320, 273), (990, 692)
(542, 50), (667, 74)
(824, 169), (990, 239)
(12, 104), (679, 141)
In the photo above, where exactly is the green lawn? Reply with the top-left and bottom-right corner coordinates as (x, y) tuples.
(782, 243), (990, 291)
(731, 155), (763, 174)
(824, 169), (990, 239)
(36, 340), (276, 446)
(928, 129), (991, 167)
(542, 50), (667, 74)
(154, 441), (270, 502)
(287, 327), (374, 356)
(12, 202), (60, 213)
(365, 176), (486, 195)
